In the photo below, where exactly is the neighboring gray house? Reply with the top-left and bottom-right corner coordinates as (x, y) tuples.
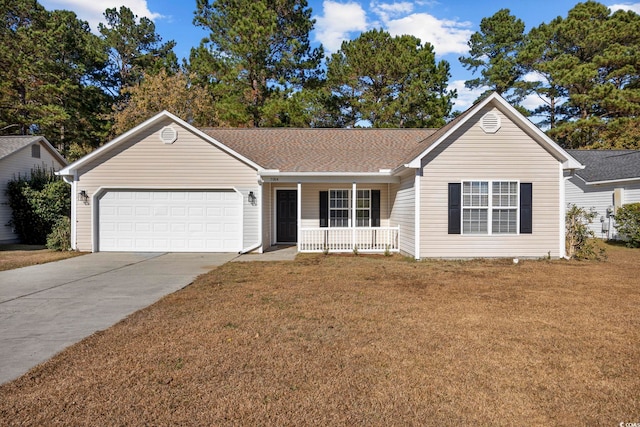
(57, 93), (583, 258)
(0, 136), (67, 243)
(566, 150), (640, 239)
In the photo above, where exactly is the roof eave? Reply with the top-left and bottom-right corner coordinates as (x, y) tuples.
(259, 170), (400, 184)
(580, 176), (640, 186)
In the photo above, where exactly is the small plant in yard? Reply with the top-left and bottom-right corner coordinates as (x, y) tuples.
(46, 216), (72, 251)
(565, 204), (606, 260)
(384, 245), (391, 257)
(614, 203), (640, 248)
(352, 245), (359, 256)
(322, 245), (329, 255)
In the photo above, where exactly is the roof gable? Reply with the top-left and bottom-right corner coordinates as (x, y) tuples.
(567, 149), (640, 184)
(57, 111), (262, 176)
(0, 136), (66, 165)
(404, 93), (583, 170)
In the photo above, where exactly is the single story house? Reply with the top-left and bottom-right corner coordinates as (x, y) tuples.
(57, 93), (583, 259)
(0, 136), (67, 244)
(566, 149), (640, 239)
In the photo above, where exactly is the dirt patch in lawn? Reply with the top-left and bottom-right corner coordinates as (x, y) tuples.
(0, 244), (84, 271)
(1, 245), (639, 425)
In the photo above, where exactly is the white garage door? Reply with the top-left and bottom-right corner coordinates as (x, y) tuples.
(98, 190), (242, 252)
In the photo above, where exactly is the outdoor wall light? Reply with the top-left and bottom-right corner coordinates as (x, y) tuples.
(78, 190), (89, 203)
(248, 191), (257, 205)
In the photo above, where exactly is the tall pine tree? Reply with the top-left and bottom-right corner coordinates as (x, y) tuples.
(191, 0), (323, 127)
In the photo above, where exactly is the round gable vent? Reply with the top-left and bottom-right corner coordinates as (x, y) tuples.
(480, 112), (501, 134)
(159, 126), (178, 144)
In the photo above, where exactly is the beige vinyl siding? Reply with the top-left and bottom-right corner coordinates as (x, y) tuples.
(0, 143), (65, 243)
(75, 119), (259, 251)
(420, 106), (562, 258)
(389, 171), (415, 257)
(566, 177), (640, 239)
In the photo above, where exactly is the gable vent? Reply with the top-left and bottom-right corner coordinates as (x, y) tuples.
(480, 112), (501, 134)
(159, 126), (178, 144)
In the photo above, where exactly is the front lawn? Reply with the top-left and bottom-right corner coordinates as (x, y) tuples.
(0, 244), (84, 271)
(1, 245), (638, 425)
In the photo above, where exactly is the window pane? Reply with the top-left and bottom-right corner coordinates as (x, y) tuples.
(463, 208), (488, 234)
(463, 181), (488, 208)
(492, 209), (517, 234)
(492, 181), (518, 208)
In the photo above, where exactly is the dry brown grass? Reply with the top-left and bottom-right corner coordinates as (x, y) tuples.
(1, 244), (639, 426)
(0, 244), (84, 271)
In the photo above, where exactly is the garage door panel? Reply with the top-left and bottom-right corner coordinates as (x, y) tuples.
(99, 190), (242, 252)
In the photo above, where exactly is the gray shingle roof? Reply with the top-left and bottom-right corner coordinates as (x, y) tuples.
(202, 128), (437, 172)
(0, 136), (44, 161)
(567, 149), (640, 183)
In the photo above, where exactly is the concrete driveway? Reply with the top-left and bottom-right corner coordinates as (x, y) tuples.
(0, 252), (237, 385)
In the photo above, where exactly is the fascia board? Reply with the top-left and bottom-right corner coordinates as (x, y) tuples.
(259, 171), (399, 184)
(582, 177), (640, 186)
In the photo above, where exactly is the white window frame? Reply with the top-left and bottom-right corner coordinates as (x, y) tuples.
(461, 180), (519, 235)
(329, 189), (350, 228)
(328, 188), (372, 228)
(355, 189), (371, 227)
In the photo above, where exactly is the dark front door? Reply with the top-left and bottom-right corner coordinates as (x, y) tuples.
(276, 190), (297, 243)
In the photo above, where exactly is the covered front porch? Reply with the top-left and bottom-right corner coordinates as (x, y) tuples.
(262, 173), (401, 254)
(299, 226), (399, 253)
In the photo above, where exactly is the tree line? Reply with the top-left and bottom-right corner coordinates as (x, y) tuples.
(1, 0), (638, 161)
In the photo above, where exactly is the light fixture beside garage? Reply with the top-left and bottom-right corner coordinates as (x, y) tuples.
(78, 190), (89, 203)
(248, 191), (257, 205)
(159, 126), (178, 144)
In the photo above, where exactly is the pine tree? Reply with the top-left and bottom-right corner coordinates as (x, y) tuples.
(325, 29), (454, 128)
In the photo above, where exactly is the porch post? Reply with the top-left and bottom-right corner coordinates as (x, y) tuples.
(352, 181), (357, 249)
(297, 182), (302, 251)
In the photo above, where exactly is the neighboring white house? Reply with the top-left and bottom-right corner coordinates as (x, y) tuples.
(566, 150), (640, 239)
(0, 136), (67, 243)
(57, 93), (583, 258)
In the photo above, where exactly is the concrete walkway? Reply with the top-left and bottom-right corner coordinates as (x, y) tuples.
(0, 252), (237, 385)
(233, 245), (298, 262)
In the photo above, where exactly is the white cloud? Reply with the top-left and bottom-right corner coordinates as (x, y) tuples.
(448, 80), (484, 112)
(314, 0), (368, 53)
(40, 0), (163, 30)
(608, 2), (640, 13)
(370, 1), (414, 23)
(385, 13), (473, 56)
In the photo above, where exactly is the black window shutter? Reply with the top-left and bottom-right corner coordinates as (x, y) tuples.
(448, 183), (461, 234)
(371, 190), (381, 227)
(520, 183), (533, 234)
(319, 191), (328, 227)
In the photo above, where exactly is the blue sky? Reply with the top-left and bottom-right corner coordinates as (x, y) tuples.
(40, 0), (640, 111)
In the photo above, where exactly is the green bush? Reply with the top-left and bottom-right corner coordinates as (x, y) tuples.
(47, 216), (72, 251)
(565, 204), (606, 260)
(6, 167), (70, 244)
(614, 203), (640, 248)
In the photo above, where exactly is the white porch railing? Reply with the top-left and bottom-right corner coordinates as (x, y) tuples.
(299, 227), (400, 253)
